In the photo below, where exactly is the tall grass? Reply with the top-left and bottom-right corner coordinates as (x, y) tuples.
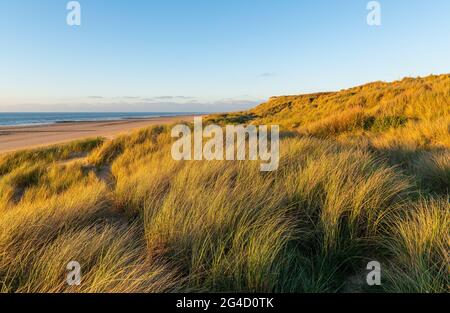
(105, 136), (414, 292)
(0, 75), (448, 293)
(384, 198), (449, 293)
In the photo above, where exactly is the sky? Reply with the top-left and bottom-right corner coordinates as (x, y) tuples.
(1, 0), (450, 112)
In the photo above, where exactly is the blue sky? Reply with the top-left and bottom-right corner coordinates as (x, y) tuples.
(1, 0), (450, 112)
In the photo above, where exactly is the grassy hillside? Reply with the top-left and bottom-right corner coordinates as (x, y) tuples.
(208, 74), (450, 194)
(210, 74), (449, 130)
(0, 75), (448, 293)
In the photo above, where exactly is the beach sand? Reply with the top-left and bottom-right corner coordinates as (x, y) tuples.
(0, 115), (196, 154)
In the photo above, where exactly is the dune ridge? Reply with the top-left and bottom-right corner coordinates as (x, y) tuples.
(0, 75), (448, 293)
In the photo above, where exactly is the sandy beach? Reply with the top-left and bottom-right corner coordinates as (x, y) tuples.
(0, 115), (195, 154)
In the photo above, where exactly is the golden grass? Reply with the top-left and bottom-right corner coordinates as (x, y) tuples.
(0, 75), (448, 293)
(244, 74), (450, 129)
(384, 198), (449, 293)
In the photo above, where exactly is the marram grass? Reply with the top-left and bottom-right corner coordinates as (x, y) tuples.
(0, 75), (449, 293)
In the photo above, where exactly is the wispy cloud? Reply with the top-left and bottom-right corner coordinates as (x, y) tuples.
(1, 95), (264, 113)
(259, 72), (276, 78)
(143, 96), (195, 101)
(121, 96), (141, 99)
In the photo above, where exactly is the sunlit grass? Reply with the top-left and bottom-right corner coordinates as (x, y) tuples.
(0, 75), (448, 293)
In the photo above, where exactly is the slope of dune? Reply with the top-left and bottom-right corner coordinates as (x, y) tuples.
(252, 74), (449, 125)
(209, 74), (449, 143)
(0, 75), (448, 293)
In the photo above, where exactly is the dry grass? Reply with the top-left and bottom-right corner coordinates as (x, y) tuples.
(0, 75), (448, 293)
(384, 198), (449, 293)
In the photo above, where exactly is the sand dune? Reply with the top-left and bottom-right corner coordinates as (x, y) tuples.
(0, 115), (195, 154)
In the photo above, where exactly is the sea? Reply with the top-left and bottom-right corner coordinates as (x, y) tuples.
(0, 112), (194, 127)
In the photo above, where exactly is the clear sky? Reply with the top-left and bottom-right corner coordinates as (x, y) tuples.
(1, 0), (450, 112)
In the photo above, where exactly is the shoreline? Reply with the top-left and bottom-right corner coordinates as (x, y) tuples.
(0, 115), (197, 154)
(0, 113), (203, 128)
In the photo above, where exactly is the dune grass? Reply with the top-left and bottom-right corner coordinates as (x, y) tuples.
(0, 75), (448, 293)
(384, 198), (449, 293)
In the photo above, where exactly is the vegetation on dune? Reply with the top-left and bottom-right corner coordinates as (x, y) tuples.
(0, 138), (103, 176)
(222, 74), (450, 128)
(0, 75), (449, 293)
(384, 198), (449, 293)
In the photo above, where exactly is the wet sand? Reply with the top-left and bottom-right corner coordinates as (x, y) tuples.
(0, 115), (196, 154)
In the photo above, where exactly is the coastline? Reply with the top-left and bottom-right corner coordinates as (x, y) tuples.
(0, 115), (196, 154)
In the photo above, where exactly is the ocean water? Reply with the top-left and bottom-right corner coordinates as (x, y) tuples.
(0, 112), (191, 126)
